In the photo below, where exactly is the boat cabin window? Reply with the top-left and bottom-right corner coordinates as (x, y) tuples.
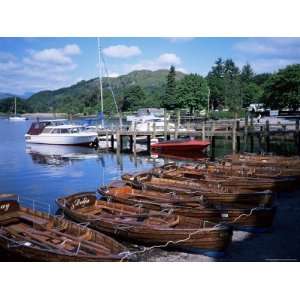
(51, 129), (61, 134)
(60, 128), (69, 134)
(42, 128), (52, 133)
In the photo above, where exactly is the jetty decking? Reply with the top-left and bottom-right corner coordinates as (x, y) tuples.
(96, 115), (300, 156)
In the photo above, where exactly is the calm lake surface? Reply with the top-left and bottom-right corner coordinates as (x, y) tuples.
(0, 117), (297, 214)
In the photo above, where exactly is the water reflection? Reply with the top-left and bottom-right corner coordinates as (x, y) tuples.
(25, 144), (102, 166)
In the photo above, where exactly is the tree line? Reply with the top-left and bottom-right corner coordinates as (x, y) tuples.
(1, 60), (300, 115)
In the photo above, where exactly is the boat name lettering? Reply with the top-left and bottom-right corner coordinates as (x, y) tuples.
(71, 197), (90, 208)
(0, 203), (10, 212)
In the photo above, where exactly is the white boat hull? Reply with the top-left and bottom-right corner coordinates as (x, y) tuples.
(25, 133), (97, 145)
(9, 117), (27, 121)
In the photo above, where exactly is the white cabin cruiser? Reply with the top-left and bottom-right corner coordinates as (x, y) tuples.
(25, 120), (98, 146)
(127, 114), (190, 132)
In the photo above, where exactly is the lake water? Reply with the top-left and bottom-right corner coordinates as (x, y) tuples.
(0, 117), (297, 214)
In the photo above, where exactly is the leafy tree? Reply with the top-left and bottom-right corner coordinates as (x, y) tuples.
(163, 65), (177, 109)
(240, 63), (262, 107)
(121, 85), (146, 111)
(176, 74), (209, 114)
(223, 60), (241, 113)
(207, 58), (226, 109)
(263, 64), (300, 110)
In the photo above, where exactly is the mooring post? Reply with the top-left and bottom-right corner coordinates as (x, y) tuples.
(105, 130), (109, 149)
(296, 120), (300, 154)
(133, 123), (137, 156)
(244, 113), (249, 152)
(129, 135), (133, 153)
(164, 110), (168, 141)
(232, 119), (237, 153)
(175, 110), (180, 140)
(152, 122), (156, 139)
(116, 130), (121, 155)
(146, 135), (151, 154)
(110, 134), (114, 151)
(250, 114), (254, 152)
(210, 135), (216, 161)
(236, 119), (240, 153)
(202, 121), (206, 141)
(266, 119), (270, 153)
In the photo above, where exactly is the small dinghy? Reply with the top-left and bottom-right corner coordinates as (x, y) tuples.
(0, 194), (128, 261)
(151, 139), (210, 155)
(57, 192), (233, 257)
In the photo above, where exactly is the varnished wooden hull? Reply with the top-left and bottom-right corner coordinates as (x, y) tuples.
(122, 173), (273, 206)
(0, 196), (127, 262)
(153, 164), (296, 192)
(57, 193), (233, 256)
(100, 185), (276, 231)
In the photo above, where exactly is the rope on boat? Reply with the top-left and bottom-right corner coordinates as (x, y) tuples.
(119, 206), (261, 262)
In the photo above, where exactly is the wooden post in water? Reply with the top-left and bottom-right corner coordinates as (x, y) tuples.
(146, 135), (151, 154)
(266, 119), (270, 153)
(129, 135), (133, 153)
(210, 136), (216, 161)
(202, 121), (206, 141)
(152, 122), (156, 139)
(250, 114), (254, 152)
(105, 130), (109, 149)
(164, 110), (168, 141)
(236, 119), (240, 153)
(296, 120), (300, 154)
(244, 113), (248, 152)
(116, 130), (121, 155)
(232, 119), (237, 153)
(133, 124), (137, 156)
(110, 134), (114, 151)
(175, 110), (180, 140)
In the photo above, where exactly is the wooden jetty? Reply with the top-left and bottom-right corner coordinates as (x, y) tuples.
(96, 114), (300, 156)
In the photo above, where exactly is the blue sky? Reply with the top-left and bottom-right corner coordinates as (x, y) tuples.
(1, 37), (300, 94)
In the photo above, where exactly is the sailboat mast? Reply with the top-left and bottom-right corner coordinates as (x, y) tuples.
(14, 97), (17, 116)
(97, 37), (104, 127)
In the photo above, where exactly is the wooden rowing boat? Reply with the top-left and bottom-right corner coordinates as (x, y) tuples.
(122, 172), (273, 206)
(56, 192), (233, 257)
(151, 163), (296, 192)
(99, 183), (276, 232)
(0, 194), (128, 262)
(98, 181), (222, 222)
(225, 154), (300, 169)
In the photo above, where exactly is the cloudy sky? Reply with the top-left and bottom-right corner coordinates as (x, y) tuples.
(1, 37), (300, 95)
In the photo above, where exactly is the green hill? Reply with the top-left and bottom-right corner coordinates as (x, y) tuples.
(26, 69), (185, 115)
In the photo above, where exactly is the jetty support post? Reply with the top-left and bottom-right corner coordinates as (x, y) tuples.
(244, 113), (248, 152)
(152, 122), (156, 139)
(202, 121), (206, 141)
(232, 119), (237, 153)
(105, 130), (109, 149)
(133, 123), (137, 156)
(175, 110), (180, 140)
(266, 119), (270, 153)
(129, 134), (133, 153)
(146, 135), (151, 154)
(296, 119), (300, 154)
(110, 134), (114, 151)
(236, 119), (240, 153)
(116, 130), (121, 155)
(164, 110), (168, 141)
(250, 114), (254, 152)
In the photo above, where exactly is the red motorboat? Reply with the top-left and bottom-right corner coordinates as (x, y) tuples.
(151, 139), (210, 155)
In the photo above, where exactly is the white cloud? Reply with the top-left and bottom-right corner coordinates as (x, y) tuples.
(0, 44), (81, 94)
(28, 43), (81, 65)
(234, 38), (300, 73)
(103, 45), (141, 58)
(108, 72), (120, 78)
(125, 52), (183, 72)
